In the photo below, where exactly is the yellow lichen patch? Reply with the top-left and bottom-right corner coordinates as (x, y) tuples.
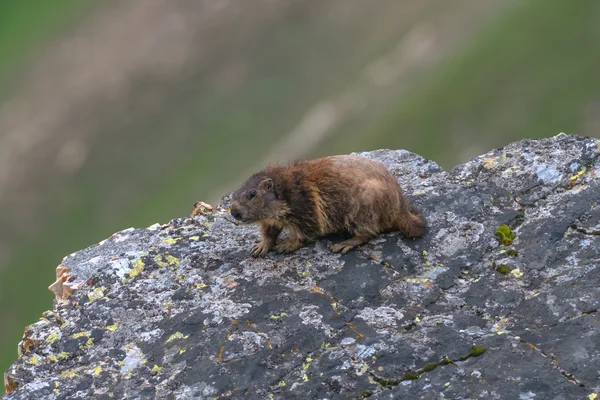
(406, 277), (430, 284)
(189, 236), (200, 241)
(106, 323), (119, 332)
(46, 331), (60, 344)
(60, 365), (88, 379)
(482, 156), (498, 169)
(59, 352), (69, 360)
(179, 349), (186, 355)
(129, 259), (144, 279)
(27, 355), (40, 365)
(269, 312), (289, 319)
(196, 283), (207, 289)
(81, 337), (94, 350)
(277, 381), (286, 387)
(589, 393), (597, 400)
(72, 331), (90, 339)
(303, 374), (308, 382)
(87, 287), (107, 302)
(510, 268), (524, 278)
(92, 365), (102, 376)
(151, 364), (162, 374)
(162, 237), (179, 245)
(165, 255), (180, 266)
(46, 355), (59, 363)
(569, 168), (587, 181)
(153, 254), (168, 267)
(53, 381), (59, 393)
(302, 356), (314, 371)
(166, 332), (189, 343)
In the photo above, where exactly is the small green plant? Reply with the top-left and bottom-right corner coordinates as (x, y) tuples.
(459, 345), (487, 361)
(495, 263), (511, 274)
(495, 224), (515, 245)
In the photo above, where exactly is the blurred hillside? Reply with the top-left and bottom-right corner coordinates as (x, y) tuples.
(1, 0), (600, 374)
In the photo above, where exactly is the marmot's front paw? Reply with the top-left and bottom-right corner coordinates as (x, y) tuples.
(274, 239), (301, 254)
(251, 241), (271, 257)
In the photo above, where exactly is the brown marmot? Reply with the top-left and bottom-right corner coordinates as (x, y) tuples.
(229, 154), (426, 257)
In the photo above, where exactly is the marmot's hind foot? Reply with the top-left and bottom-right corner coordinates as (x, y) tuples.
(330, 235), (371, 254)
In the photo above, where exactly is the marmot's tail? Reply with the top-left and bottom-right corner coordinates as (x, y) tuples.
(397, 203), (427, 238)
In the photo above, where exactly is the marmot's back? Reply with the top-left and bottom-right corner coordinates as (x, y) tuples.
(285, 155), (420, 237)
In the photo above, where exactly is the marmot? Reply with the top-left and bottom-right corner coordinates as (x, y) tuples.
(229, 154), (426, 257)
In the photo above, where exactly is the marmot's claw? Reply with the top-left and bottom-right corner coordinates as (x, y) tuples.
(251, 242), (270, 257)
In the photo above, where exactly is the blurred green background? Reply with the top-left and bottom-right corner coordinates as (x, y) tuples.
(1, 0), (600, 375)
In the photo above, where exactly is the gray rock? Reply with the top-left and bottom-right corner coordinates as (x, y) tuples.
(3, 134), (600, 399)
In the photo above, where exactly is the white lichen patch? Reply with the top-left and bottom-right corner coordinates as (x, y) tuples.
(299, 305), (336, 337)
(120, 343), (146, 376)
(228, 331), (269, 354)
(201, 298), (252, 325)
(535, 165), (562, 185)
(87, 287), (107, 302)
(432, 221), (485, 258)
(356, 306), (404, 329)
(87, 256), (103, 264)
(111, 258), (135, 281)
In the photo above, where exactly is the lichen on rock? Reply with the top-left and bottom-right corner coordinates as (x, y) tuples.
(3, 134), (600, 399)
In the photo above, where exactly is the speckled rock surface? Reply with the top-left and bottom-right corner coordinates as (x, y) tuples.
(3, 134), (600, 400)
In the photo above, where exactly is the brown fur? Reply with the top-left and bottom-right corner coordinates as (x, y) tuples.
(229, 154), (426, 256)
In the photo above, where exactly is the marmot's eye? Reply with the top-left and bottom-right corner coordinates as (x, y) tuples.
(249, 190), (257, 199)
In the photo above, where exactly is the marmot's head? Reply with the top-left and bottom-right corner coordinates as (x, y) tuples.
(230, 173), (286, 223)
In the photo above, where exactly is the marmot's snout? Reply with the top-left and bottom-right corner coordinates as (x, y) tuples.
(231, 208), (242, 221)
(230, 206), (242, 221)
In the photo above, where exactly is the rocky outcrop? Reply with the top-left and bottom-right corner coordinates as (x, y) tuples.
(3, 134), (600, 399)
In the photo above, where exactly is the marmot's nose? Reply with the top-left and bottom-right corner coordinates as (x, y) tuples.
(230, 207), (242, 221)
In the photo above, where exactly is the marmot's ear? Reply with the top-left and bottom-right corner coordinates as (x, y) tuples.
(259, 178), (273, 192)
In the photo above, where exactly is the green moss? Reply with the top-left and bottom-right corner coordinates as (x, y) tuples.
(403, 322), (417, 331)
(505, 249), (519, 256)
(495, 264), (511, 274)
(371, 375), (401, 388)
(440, 357), (453, 365)
(421, 362), (439, 372)
(400, 371), (420, 381)
(371, 347), (485, 390)
(459, 345), (487, 361)
(495, 224), (515, 245)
